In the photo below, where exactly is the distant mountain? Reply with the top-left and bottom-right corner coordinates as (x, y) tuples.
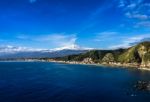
(54, 41), (150, 68)
(0, 49), (88, 59)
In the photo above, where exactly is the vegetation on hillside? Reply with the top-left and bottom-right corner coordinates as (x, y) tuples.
(54, 41), (150, 67)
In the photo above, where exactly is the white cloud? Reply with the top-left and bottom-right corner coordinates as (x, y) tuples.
(0, 33), (92, 53)
(110, 34), (150, 49)
(17, 34), (29, 40)
(37, 34), (93, 50)
(93, 31), (150, 49)
(97, 32), (118, 35)
(118, 0), (126, 7)
(135, 21), (150, 28)
(143, 3), (150, 7)
(127, 3), (137, 9)
(94, 31), (118, 41)
(52, 44), (93, 51)
(16, 33), (92, 50)
(0, 45), (47, 53)
(36, 33), (77, 48)
(125, 12), (149, 20)
(118, 0), (150, 21)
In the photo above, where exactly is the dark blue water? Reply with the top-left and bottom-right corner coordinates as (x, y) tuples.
(0, 62), (150, 102)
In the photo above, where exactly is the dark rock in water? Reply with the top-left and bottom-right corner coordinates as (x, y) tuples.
(134, 81), (150, 91)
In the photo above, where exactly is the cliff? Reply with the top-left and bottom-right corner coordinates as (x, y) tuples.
(118, 41), (150, 67)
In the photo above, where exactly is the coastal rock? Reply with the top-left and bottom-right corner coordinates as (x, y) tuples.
(82, 58), (94, 64)
(137, 42), (150, 68)
(134, 81), (150, 91)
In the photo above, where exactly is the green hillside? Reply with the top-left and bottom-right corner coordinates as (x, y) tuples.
(118, 42), (150, 63)
(54, 41), (150, 68)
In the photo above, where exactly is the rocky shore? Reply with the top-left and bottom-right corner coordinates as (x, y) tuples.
(134, 81), (150, 91)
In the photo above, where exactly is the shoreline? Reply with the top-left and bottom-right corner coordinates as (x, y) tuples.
(48, 60), (150, 71)
(0, 59), (150, 71)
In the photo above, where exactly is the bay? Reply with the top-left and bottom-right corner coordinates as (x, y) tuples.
(0, 62), (150, 102)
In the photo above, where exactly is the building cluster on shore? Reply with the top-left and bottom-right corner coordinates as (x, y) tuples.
(48, 57), (150, 69)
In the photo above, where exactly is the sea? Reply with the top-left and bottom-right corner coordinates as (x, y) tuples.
(0, 62), (150, 102)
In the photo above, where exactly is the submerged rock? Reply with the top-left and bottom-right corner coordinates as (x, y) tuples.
(134, 81), (150, 91)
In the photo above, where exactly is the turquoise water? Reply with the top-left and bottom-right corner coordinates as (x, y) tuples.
(0, 62), (150, 102)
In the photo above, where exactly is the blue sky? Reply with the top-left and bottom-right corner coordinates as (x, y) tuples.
(0, 0), (150, 51)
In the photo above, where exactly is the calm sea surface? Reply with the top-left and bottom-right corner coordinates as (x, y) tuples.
(0, 62), (150, 102)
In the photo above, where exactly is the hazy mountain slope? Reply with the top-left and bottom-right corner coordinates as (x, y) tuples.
(0, 49), (88, 59)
